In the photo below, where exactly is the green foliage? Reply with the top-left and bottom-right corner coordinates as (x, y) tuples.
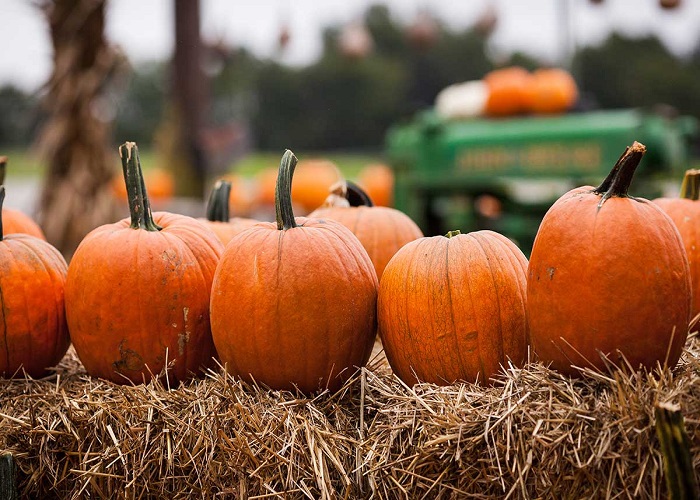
(0, 85), (39, 146)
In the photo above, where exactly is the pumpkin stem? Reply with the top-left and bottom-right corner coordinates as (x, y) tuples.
(445, 229), (461, 238)
(0, 186), (5, 242)
(275, 149), (298, 230)
(594, 141), (646, 206)
(206, 180), (232, 222)
(679, 169), (700, 201)
(346, 180), (375, 207)
(119, 142), (162, 232)
(0, 156), (7, 185)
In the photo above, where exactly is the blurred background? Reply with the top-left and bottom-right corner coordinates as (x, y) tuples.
(1, 0), (699, 255)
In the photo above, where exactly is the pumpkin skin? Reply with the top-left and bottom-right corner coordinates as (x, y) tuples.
(484, 66), (532, 117)
(524, 68), (578, 114)
(653, 169), (700, 318)
(66, 143), (223, 384)
(527, 142), (690, 376)
(200, 179), (259, 247)
(310, 181), (423, 279)
(0, 187), (69, 378)
(378, 230), (529, 386)
(210, 151), (378, 394)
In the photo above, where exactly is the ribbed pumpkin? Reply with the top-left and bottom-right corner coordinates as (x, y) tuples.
(210, 150), (378, 394)
(527, 142), (690, 376)
(378, 229), (529, 385)
(0, 156), (46, 240)
(483, 66), (532, 117)
(653, 169), (700, 318)
(310, 181), (423, 279)
(200, 180), (259, 246)
(0, 186), (69, 378)
(66, 142), (223, 384)
(524, 68), (578, 114)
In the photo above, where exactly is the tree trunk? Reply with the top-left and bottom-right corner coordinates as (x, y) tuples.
(36, 0), (122, 258)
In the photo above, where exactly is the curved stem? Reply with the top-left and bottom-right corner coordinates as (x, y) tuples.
(593, 141), (646, 206)
(206, 180), (232, 222)
(346, 180), (375, 207)
(0, 156), (7, 186)
(0, 186), (5, 242)
(275, 149), (298, 230)
(119, 142), (161, 231)
(679, 169), (700, 201)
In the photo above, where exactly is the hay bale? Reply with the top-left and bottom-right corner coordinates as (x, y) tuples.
(1, 336), (698, 499)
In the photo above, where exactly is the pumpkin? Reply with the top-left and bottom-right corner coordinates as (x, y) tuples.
(254, 166), (280, 207)
(200, 179), (259, 246)
(524, 68), (578, 114)
(291, 158), (343, 213)
(210, 150), (378, 393)
(653, 169), (700, 318)
(0, 156), (46, 240)
(65, 142), (223, 384)
(0, 186), (69, 378)
(358, 162), (394, 207)
(111, 166), (175, 204)
(378, 229), (529, 385)
(310, 181), (423, 279)
(222, 173), (257, 216)
(527, 142), (690, 376)
(483, 66), (532, 117)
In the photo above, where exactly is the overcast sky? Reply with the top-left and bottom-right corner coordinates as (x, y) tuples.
(3, 0), (700, 92)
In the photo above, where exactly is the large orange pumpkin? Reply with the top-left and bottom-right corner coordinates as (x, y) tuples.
(653, 169), (700, 318)
(0, 186), (69, 378)
(524, 68), (578, 114)
(310, 181), (423, 279)
(483, 66), (532, 117)
(66, 142), (223, 384)
(378, 229), (529, 385)
(0, 156), (46, 240)
(200, 179), (259, 247)
(210, 150), (378, 394)
(527, 142), (690, 376)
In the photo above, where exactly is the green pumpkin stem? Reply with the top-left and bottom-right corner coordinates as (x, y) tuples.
(275, 149), (298, 230)
(0, 156), (7, 185)
(0, 186), (5, 242)
(206, 180), (232, 222)
(594, 141), (646, 206)
(119, 142), (162, 231)
(445, 229), (461, 238)
(679, 169), (700, 201)
(346, 180), (375, 207)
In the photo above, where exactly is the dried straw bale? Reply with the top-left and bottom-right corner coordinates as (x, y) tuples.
(1, 336), (698, 499)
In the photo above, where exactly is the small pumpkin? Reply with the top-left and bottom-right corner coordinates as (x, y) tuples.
(0, 156), (46, 240)
(483, 66), (532, 117)
(310, 181), (423, 279)
(527, 142), (690, 376)
(524, 68), (578, 114)
(210, 150), (378, 394)
(358, 162), (394, 207)
(653, 169), (700, 318)
(200, 179), (259, 246)
(378, 229), (529, 385)
(66, 142), (223, 384)
(291, 158), (343, 213)
(0, 185), (69, 378)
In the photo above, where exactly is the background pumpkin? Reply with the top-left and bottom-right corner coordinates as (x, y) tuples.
(653, 169), (700, 318)
(66, 142), (223, 384)
(378, 229), (529, 386)
(527, 142), (690, 376)
(290, 158), (343, 213)
(357, 162), (394, 207)
(200, 179), (259, 246)
(310, 180), (423, 279)
(523, 68), (578, 114)
(483, 66), (532, 116)
(210, 150), (378, 394)
(0, 186), (69, 378)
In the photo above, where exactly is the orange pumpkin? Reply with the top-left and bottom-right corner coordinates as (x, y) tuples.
(653, 169), (700, 318)
(221, 173), (257, 216)
(527, 142), (690, 376)
(210, 150), (378, 393)
(66, 142), (223, 384)
(483, 66), (532, 116)
(310, 181), (423, 279)
(524, 68), (578, 114)
(111, 167), (175, 203)
(0, 156), (46, 240)
(200, 179), (259, 246)
(0, 186), (69, 378)
(358, 163), (394, 207)
(378, 229), (529, 385)
(291, 158), (343, 213)
(254, 166), (280, 207)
